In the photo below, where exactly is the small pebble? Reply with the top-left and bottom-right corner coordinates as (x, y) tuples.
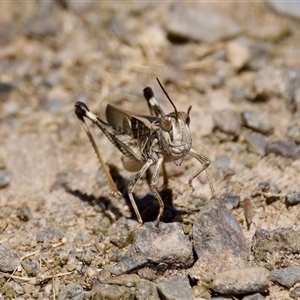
(157, 275), (193, 300)
(21, 259), (38, 276)
(57, 282), (84, 300)
(16, 205), (32, 221)
(266, 140), (300, 159)
(241, 111), (274, 135)
(242, 293), (265, 300)
(270, 266), (300, 288)
(91, 281), (134, 299)
(0, 169), (12, 188)
(165, 3), (240, 43)
(244, 132), (267, 156)
(0, 243), (20, 272)
(212, 267), (270, 295)
(213, 109), (241, 136)
(286, 190), (300, 205)
(36, 227), (64, 243)
(290, 286), (300, 299)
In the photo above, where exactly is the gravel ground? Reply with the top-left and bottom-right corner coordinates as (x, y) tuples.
(1, 2), (300, 300)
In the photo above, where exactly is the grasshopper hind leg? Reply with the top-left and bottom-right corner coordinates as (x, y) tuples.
(127, 159), (154, 224)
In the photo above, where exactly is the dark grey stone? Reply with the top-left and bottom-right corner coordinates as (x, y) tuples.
(21, 259), (38, 276)
(135, 280), (159, 300)
(0, 243), (20, 272)
(193, 199), (249, 258)
(189, 199), (249, 281)
(242, 292), (265, 300)
(270, 266), (300, 288)
(266, 140), (300, 160)
(157, 275), (193, 300)
(286, 190), (300, 205)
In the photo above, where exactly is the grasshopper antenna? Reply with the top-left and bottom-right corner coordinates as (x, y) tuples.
(156, 77), (178, 118)
(74, 102), (119, 194)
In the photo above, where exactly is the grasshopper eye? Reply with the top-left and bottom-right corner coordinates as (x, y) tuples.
(161, 116), (172, 131)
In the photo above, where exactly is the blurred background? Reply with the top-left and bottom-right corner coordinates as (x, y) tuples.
(0, 1), (300, 298)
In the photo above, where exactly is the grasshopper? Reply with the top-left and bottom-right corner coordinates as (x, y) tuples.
(75, 78), (215, 224)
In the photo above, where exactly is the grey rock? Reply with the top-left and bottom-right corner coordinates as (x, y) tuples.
(242, 292), (265, 300)
(212, 267), (270, 295)
(157, 275), (193, 300)
(213, 109), (241, 136)
(105, 256), (148, 276)
(266, 140), (300, 160)
(0, 243), (20, 272)
(270, 266), (300, 288)
(286, 190), (300, 205)
(193, 199), (249, 258)
(165, 3), (240, 43)
(226, 38), (273, 70)
(244, 132), (268, 156)
(189, 199), (249, 281)
(266, 1), (300, 19)
(16, 205), (33, 221)
(290, 286), (300, 299)
(253, 67), (300, 108)
(125, 222), (194, 269)
(36, 227), (64, 243)
(135, 280), (160, 300)
(252, 228), (300, 263)
(0, 169), (12, 188)
(58, 283), (84, 300)
(21, 259), (38, 276)
(91, 281), (134, 300)
(241, 111), (274, 135)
